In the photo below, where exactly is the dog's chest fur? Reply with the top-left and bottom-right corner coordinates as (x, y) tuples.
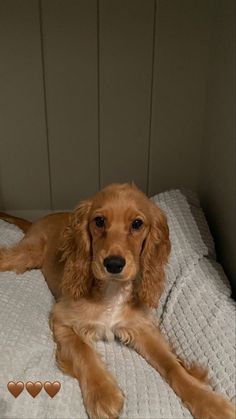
(75, 282), (132, 342)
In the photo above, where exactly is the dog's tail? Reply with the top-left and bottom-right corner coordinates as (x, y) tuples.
(0, 212), (32, 233)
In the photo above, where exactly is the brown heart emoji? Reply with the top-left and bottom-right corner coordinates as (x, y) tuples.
(26, 381), (43, 398)
(7, 381), (24, 398)
(44, 381), (61, 398)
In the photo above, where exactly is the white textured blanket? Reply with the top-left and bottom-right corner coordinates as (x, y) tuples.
(0, 190), (235, 419)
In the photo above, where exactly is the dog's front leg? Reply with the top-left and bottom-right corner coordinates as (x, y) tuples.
(115, 318), (235, 419)
(52, 320), (124, 419)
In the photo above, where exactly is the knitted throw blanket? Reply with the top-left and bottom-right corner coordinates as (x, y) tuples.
(0, 190), (235, 419)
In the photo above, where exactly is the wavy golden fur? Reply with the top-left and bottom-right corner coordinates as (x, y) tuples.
(0, 183), (235, 419)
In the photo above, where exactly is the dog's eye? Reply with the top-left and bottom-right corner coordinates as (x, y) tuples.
(94, 216), (105, 228)
(131, 219), (143, 230)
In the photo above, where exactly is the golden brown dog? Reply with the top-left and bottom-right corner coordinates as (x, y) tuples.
(0, 183), (235, 419)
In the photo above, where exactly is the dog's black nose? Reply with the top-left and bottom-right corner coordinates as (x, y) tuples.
(103, 256), (126, 274)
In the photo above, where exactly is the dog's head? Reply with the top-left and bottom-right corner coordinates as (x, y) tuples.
(60, 183), (170, 307)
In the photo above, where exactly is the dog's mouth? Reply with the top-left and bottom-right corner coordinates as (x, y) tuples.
(106, 273), (130, 282)
(91, 247), (140, 283)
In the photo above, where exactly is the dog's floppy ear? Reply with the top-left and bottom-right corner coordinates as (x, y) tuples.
(60, 200), (93, 299)
(139, 202), (171, 308)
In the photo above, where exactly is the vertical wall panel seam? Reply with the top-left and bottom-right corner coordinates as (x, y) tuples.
(38, 0), (53, 209)
(97, 0), (101, 190)
(146, 0), (157, 196)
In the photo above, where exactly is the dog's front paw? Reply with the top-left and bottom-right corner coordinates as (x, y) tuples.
(193, 392), (236, 419)
(84, 377), (124, 419)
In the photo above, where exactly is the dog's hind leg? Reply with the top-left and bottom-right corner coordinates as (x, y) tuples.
(0, 236), (46, 274)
